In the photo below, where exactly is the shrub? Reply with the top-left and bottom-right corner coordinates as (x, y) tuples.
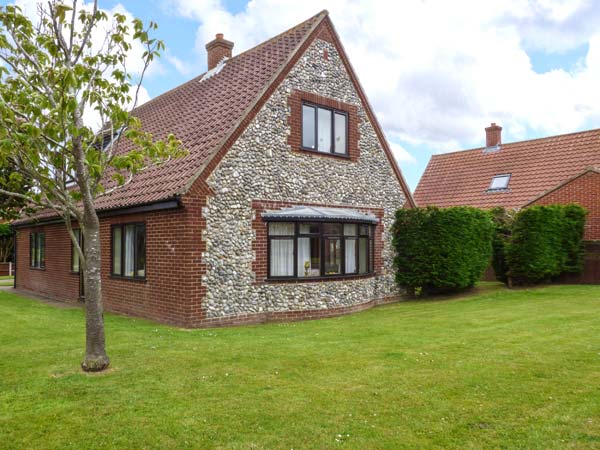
(506, 204), (587, 285)
(392, 206), (494, 296)
(489, 207), (514, 283)
(561, 204), (587, 273)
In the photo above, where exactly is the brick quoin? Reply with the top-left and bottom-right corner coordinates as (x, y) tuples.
(530, 170), (600, 241)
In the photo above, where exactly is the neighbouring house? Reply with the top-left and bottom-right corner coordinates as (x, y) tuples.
(11, 11), (415, 327)
(415, 123), (600, 282)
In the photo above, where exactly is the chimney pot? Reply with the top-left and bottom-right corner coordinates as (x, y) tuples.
(205, 33), (234, 70)
(485, 122), (502, 148)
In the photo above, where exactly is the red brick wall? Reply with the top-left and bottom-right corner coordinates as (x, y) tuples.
(15, 181), (209, 327)
(530, 170), (600, 241)
(15, 223), (81, 301)
(288, 89), (360, 161)
(251, 199), (384, 283)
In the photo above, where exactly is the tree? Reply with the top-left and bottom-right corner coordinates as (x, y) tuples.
(0, 1), (185, 371)
(0, 161), (32, 221)
(0, 223), (13, 263)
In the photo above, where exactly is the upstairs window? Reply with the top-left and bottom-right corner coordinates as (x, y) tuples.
(301, 102), (348, 155)
(30, 232), (45, 269)
(111, 223), (146, 279)
(489, 174), (511, 191)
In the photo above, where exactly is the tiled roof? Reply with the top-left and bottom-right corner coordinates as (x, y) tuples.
(93, 11), (326, 211)
(14, 9), (416, 225)
(414, 128), (600, 209)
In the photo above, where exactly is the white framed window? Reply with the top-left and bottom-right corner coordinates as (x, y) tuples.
(489, 174), (511, 191)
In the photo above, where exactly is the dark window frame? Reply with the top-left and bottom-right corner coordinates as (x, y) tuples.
(110, 222), (146, 280)
(300, 101), (349, 157)
(267, 221), (374, 280)
(29, 231), (45, 269)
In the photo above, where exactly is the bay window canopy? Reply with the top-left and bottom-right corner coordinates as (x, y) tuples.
(262, 205), (378, 224)
(263, 206), (377, 280)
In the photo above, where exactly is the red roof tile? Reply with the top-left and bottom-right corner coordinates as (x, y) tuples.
(14, 9), (415, 225)
(94, 11), (326, 211)
(414, 128), (600, 209)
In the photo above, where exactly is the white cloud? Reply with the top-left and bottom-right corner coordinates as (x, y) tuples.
(163, 0), (600, 152)
(389, 141), (416, 164)
(166, 53), (194, 76)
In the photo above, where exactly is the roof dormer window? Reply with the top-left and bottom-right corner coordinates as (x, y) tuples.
(488, 174), (511, 191)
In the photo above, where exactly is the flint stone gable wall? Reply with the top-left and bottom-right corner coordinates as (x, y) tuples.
(202, 38), (408, 318)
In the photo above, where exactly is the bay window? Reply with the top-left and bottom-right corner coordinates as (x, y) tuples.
(301, 102), (348, 155)
(111, 223), (146, 279)
(268, 221), (374, 279)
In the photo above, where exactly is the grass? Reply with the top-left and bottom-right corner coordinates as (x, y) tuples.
(0, 276), (14, 287)
(1, 283), (599, 449)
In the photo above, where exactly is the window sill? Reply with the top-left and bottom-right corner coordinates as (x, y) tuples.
(29, 267), (46, 271)
(299, 147), (351, 160)
(486, 188), (510, 193)
(109, 275), (147, 283)
(265, 272), (376, 284)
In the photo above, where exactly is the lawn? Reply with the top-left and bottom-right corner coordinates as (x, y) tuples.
(0, 276), (14, 287)
(0, 284), (599, 449)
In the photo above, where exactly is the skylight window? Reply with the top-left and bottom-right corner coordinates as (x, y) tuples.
(489, 174), (511, 191)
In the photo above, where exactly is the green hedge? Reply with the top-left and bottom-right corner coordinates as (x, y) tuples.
(561, 204), (587, 273)
(392, 206), (494, 295)
(506, 204), (586, 285)
(490, 207), (514, 283)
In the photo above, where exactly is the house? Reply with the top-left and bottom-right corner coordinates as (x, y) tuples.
(12, 11), (415, 327)
(415, 123), (600, 282)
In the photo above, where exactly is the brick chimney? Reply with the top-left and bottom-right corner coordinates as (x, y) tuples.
(485, 123), (502, 147)
(205, 33), (234, 70)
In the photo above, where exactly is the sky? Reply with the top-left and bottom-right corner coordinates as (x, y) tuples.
(5, 0), (600, 191)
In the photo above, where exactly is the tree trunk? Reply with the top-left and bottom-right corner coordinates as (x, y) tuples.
(80, 208), (110, 372)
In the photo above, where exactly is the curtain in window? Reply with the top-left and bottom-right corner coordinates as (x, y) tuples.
(124, 225), (135, 277)
(37, 233), (45, 268)
(334, 113), (347, 154)
(297, 237), (310, 277)
(359, 237), (368, 273)
(112, 227), (122, 275)
(302, 105), (315, 149)
(345, 238), (356, 273)
(270, 239), (293, 276)
(317, 108), (332, 152)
